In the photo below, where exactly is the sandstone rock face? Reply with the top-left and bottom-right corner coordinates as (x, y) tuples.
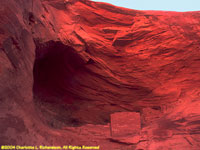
(110, 112), (141, 144)
(0, 0), (200, 149)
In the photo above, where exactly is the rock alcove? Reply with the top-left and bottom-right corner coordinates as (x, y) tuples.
(0, 0), (200, 149)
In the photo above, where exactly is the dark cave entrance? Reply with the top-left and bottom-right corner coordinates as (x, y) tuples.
(33, 40), (131, 128)
(33, 40), (87, 127)
(33, 41), (85, 102)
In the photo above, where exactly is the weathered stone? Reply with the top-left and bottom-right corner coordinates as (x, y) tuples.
(141, 107), (162, 126)
(110, 112), (141, 144)
(0, 0), (200, 149)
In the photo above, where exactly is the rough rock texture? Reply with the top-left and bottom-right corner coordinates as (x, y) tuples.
(110, 112), (141, 144)
(0, 0), (200, 149)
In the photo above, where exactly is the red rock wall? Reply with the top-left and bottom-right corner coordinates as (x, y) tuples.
(0, 0), (200, 149)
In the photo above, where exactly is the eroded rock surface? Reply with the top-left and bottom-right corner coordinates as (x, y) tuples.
(110, 112), (141, 144)
(0, 0), (200, 149)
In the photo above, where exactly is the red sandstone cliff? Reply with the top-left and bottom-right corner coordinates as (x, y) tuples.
(0, 0), (200, 149)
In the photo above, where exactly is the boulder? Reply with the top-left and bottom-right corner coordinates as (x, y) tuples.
(110, 112), (141, 144)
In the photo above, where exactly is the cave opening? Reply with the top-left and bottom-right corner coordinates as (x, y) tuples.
(33, 40), (87, 127)
(32, 40), (145, 128)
